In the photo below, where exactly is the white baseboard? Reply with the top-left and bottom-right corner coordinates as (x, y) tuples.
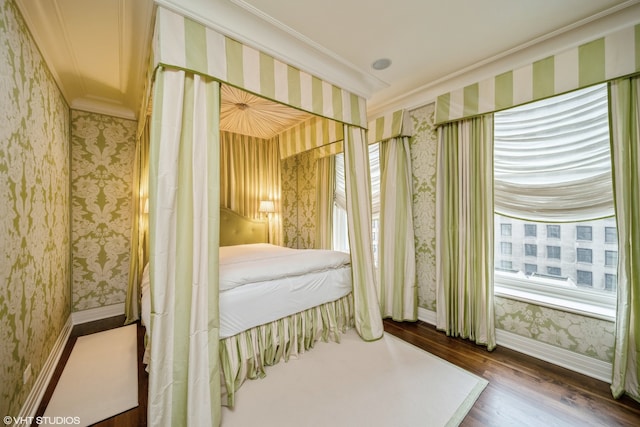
(15, 316), (73, 425)
(417, 307), (612, 383)
(71, 303), (125, 325)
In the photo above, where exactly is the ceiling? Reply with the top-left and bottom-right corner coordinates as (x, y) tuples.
(14, 0), (639, 124)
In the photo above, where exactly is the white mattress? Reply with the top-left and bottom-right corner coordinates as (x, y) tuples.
(219, 264), (351, 338)
(140, 245), (352, 338)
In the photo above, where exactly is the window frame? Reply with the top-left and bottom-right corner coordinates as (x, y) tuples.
(492, 84), (616, 321)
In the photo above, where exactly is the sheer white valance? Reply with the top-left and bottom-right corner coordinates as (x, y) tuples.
(494, 83), (613, 222)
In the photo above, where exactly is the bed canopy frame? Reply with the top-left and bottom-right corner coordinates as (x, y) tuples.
(130, 6), (384, 426)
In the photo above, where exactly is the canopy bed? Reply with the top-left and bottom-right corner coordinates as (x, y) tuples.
(127, 6), (383, 426)
(140, 207), (354, 406)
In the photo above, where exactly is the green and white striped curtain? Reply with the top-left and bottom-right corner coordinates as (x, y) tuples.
(609, 75), (640, 403)
(436, 114), (496, 350)
(368, 109), (417, 321)
(379, 136), (417, 321)
(344, 125), (384, 341)
(435, 23), (640, 125)
(147, 68), (221, 426)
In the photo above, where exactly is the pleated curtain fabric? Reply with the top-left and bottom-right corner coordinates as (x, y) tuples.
(379, 136), (417, 321)
(343, 125), (384, 341)
(219, 132), (282, 245)
(125, 120), (150, 324)
(609, 75), (640, 403)
(436, 115), (496, 350)
(315, 155), (335, 249)
(148, 68), (222, 426)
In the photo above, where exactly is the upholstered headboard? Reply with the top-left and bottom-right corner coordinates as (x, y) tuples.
(219, 207), (268, 246)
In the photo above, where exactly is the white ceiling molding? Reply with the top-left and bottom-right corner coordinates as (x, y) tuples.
(15, 0), (155, 120)
(367, 0), (640, 118)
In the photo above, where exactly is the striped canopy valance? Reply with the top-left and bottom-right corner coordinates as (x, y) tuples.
(278, 116), (343, 159)
(153, 7), (367, 128)
(435, 22), (640, 125)
(367, 109), (412, 144)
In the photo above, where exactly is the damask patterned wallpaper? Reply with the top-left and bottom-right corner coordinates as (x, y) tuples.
(408, 103), (615, 363)
(408, 104), (438, 311)
(71, 111), (137, 311)
(0, 0), (71, 415)
(281, 150), (317, 249)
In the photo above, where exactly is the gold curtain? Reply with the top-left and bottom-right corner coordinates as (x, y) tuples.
(125, 120), (150, 324)
(315, 155), (335, 249)
(219, 132), (282, 245)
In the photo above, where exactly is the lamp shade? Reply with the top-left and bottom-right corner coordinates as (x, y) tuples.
(258, 200), (275, 213)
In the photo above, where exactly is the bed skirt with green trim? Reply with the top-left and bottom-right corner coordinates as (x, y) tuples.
(220, 292), (355, 407)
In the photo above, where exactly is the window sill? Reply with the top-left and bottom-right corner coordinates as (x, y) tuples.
(495, 285), (616, 322)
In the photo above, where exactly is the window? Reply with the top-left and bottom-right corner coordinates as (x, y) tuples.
(524, 224), (537, 237)
(576, 226), (593, 241)
(333, 144), (381, 260)
(547, 225), (561, 239)
(501, 224), (512, 237)
(547, 266), (561, 276)
(524, 263), (537, 275)
(576, 248), (592, 263)
(493, 84), (616, 317)
(546, 245), (561, 259)
(499, 260), (513, 270)
(524, 244), (537, 257)
(577, 270), (593, 287)
(500, 242), (512, 255)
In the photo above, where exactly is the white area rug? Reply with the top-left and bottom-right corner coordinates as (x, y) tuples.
(222, 329), (488, 427)
(42, 324), (138, 427)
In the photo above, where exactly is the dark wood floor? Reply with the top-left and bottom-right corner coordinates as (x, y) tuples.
(38, 317), (640, 426)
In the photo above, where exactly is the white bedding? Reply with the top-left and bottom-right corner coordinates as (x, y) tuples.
(140, 244), (352, 338)
(219, 243), (351, 291)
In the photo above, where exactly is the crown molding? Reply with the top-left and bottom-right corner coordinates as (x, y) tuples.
(367, 0), (640, 118)
(71, 98), (137, 120)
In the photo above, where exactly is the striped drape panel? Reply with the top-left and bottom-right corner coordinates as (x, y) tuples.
(344, 125), (384, 341)
(279, 116), (344, 158)
(148, 68), (221, 426)
(609, 76), (640, 403)
(435, 23), (640, 124)
(379, 137), (417, 321)
(154, 7), (367, 128)
(436, 115), (496, 350)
